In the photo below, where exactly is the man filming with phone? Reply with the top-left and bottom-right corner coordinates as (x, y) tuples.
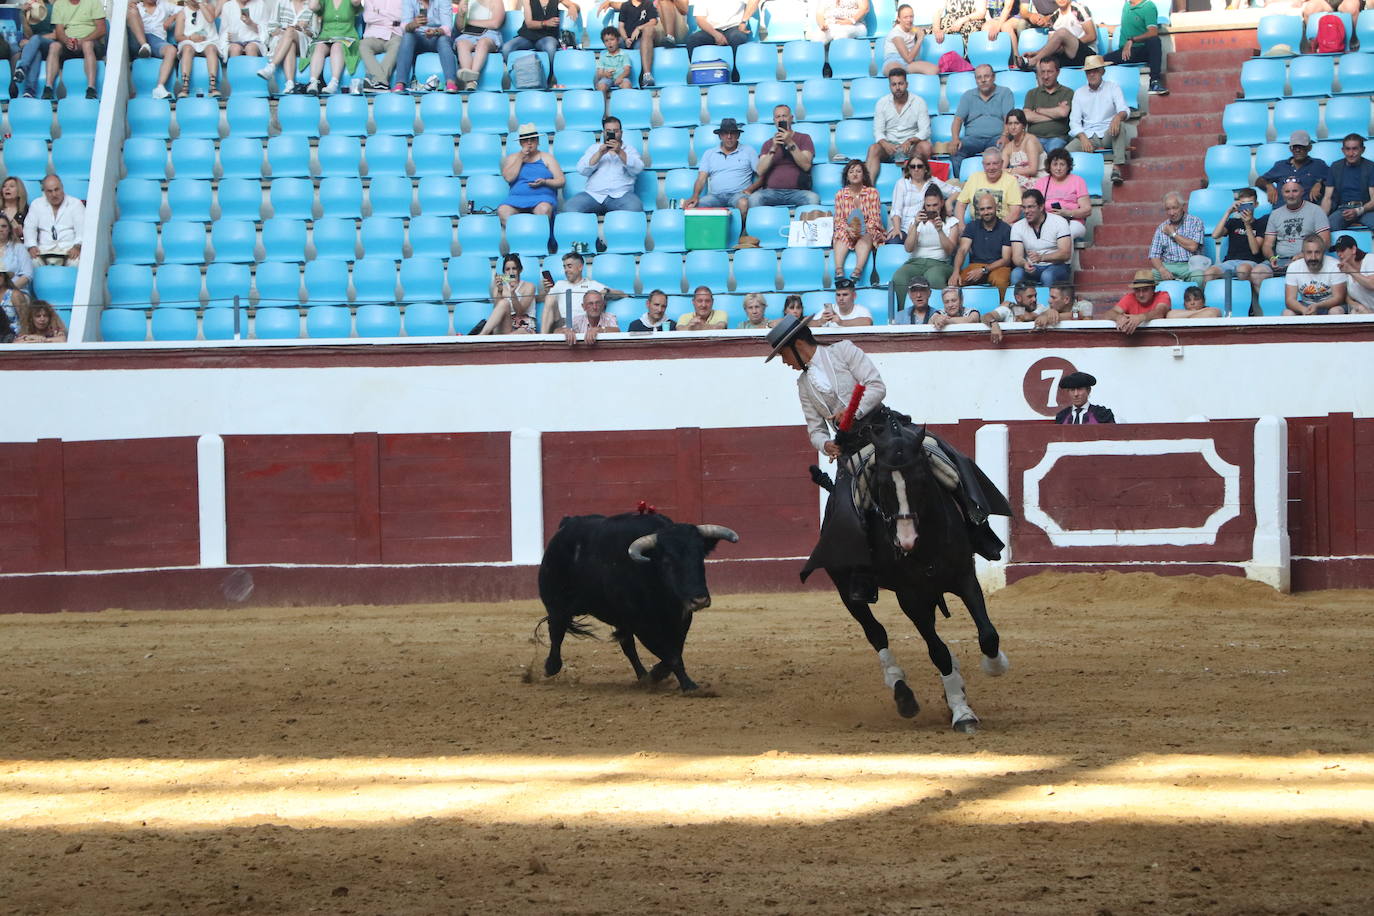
(745, 105), (822, 210)
(562, 115), (647, 216)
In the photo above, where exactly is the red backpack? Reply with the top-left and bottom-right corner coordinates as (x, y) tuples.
(1315, 15), (1347, 54)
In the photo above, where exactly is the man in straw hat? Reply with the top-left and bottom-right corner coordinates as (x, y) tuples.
(763, 315), (1009, 602)
(1105, 269), (1174, 335)
(1066, 55), (1129, 185)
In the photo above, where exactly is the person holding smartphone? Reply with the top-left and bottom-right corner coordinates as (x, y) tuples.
(744, 105), (822, 211)
(219, 0), (270, 60)
(1203, 186), (1266, 288)
(562, 116), (646, 216)
(479, 254), (539, 335)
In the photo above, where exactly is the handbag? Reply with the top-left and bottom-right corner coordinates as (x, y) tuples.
(785, 216), (833, 248)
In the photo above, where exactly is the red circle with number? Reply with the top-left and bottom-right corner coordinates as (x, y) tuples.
(1023, 357), (1079, 417)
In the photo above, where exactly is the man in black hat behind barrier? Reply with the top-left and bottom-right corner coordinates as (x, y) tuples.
(1054, 370), (1116, 424)
(764, 315), (1010, 603)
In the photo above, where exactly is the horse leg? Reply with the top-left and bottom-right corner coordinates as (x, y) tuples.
(834, 572), (919, 718)
(896, 588), (979, 733)
(543, 614), (568, 677)
(956, 567), (1009, 676)
(612, 628), (649, 681)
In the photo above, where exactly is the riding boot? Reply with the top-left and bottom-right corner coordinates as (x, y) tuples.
(847, 568), (879, 604)
(968, 521), (1004, 562)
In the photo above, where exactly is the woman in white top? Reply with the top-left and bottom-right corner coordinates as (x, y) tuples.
(258, 0), (317, 92)
(173, 0), (223, 97)
(887, 159), (959, 242)
(882, 4), (938, 76)
(219, 0), (273, 59)
(809, 0), (870, 42)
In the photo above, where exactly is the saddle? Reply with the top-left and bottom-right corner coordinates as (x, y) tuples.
(844, 438), (960, 514)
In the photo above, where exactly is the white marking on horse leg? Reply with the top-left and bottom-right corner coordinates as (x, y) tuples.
(981, 650), (1010, 677)
(941, 656), (979, 727)
(890, 470), (917, 551)
(877, 647), (907, 689)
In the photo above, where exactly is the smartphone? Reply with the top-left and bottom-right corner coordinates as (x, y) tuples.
(1051, 202), (1062, 210)
(542, 270), (554, 285)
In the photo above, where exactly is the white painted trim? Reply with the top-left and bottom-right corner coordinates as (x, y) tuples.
(1248, 416), (1291, 592)
(974, 424), (1010, 593)
(1023, 439), (1241, 547)
(509, 429), (544, 564)
(197, 434), (227, 567)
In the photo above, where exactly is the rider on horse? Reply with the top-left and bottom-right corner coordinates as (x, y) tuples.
(764, 314), (1010, 603)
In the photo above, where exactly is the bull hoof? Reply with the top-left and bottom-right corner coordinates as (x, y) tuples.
(544, 658), (563, 677)
(953, 717), (978, 734)
(648, 662), (672, 683)
(893, 680), (919, 718)
(981, 650), (1009, 677)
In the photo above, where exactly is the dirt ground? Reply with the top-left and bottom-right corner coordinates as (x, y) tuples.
(0, 572), (1371, 915)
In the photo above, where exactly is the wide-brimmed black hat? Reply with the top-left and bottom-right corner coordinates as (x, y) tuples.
(1059, 371), (1097, 389)
(765, 314), (814, 362)
(714, 118), (744, 135)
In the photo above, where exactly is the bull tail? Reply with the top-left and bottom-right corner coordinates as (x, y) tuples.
(534, 615), (599, 646)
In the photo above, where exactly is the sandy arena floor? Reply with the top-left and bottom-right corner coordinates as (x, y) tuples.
(0, 572), (1371, 915)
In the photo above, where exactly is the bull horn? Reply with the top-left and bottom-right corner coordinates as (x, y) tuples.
(696, 525), (740, 543)
(627, 533), (659, 563)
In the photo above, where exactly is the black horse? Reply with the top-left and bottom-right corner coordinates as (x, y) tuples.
(814, 420), (1009, 732)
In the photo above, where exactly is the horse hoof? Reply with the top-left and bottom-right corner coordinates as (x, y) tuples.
(544, 658), (562, 677)
(893, 680), (919, 718)
(953, 717), (978, 734)
(981, 651), (1009, 677)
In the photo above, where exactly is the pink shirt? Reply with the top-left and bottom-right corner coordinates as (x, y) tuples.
(571, 311), (619, 332)
(363, 0), (405, 39)
(1034, 174), (1089, 217)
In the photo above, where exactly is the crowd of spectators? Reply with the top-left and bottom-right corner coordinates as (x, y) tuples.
(0, 160), (80, 342)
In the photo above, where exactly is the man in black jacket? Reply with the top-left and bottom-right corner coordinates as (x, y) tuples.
(1054, 370), (1116, 424)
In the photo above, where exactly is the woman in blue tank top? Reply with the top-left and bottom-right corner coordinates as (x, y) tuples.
(497, 124), (565, 225)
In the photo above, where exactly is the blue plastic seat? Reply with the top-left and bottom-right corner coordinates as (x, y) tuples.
(602, 211), (647, 253)
(418, 176), (463, 217)
(254, 262), (303, 305)
(355, 303), (402, 337)
(559, 89), (603, 132)
(60, 57), (105, 96)
(504, 212), (551, 256)
(373, 94), (418, 135)
(587, 253), (634, 294)
(833, 120), (871, 162)
(550, 212), (596, 252)
(398, 258), (445, 302)
(364, 135), (410, 177)
(277, 94), (322, 136)
(270, 177), (317, 219)
(779, 248), (825, 291)
(175, 98), (222, 140)
(657, 85), (703, 128)
(55, 97), (99, 137)
(1288, 55), (1335, 96)
(1253, 141), (1288, 179)
(153, 264), (204, 306)
(128, 97), (172, 138)
(760, 3), (806, 42)
(781, 41), (825, 81)
(552, 130), (594, 169)
(552, 49), (597, 90)
(51, 137), (91, 179)
(609, 89), (654, 131)
(455, 133), (502, 176)
(312, 217), (359, 260)
(745, 206), (791, 250)
(225, 56), (269, 98)
(406, 215), (454, 258)
(1255, 276), (1286, 316)
(416, 92), (462, 136)
(225, 96), (270, 139)
(733, 248), (778, 290)
(122, 137), (169, 180)
(466, 91), (511, 134)
(206, 262), (252, 304)
(639, 126), (688, 171)
(267, 134), (314, 178)
(364, 175), (412, 219)
(706, 84), (749, 125)
(457, 214), (502, 257)
(351, 258), (398, 303)
(130, 58), (166, 98)
(828, 39), (873, 80)
(211, 220), (258, 263)
(3, 138), (48, 181)
(1000, 68), (1037, 106)
(1222, 101), (1270, 146)
(319, 177), (363, 217)
(217, 137), (264, 179)
(259, 218), (307, 261)
(361, 216), (405, 259)
(1188, 187), (1233, 231)
(1335, 53), (1374, 97)
(812, 163), (843, 201)
(201, 306), (242, 339)
(217, 177), (264, 221)
(648, 210), (685, 253)
(323, 94), (368, 137)
(1273, 99), (1319, 141)
(1203, 145), (1253, 190)
(635, 169), (659, 210)
(304, 259), (350, 302)
(800, 79), (844, 124)
(919, 33), (963, 63)
(1070, 151), (1105, 198)
(116, 179), (164, 222)
(31, 265), (75, 306)
(113, 220), (159, 263)
(463, 173), (509, 212)
(450, 253), (496, 299)
(1256, 14), (1301, 56)
(318, 135), (362, 177)
(1202, 278), (1251, 317)
(849, 78), (887, 118)
(1324, 95), (1371, 138)
(652, 47), (689, 85)
(754, 81), (797, 121)
(101, 308), (148, 342)
(691, 45), (735, 68)
(150, 308), (199, 341)
(514, 90), (557, 134)
(967, 31), (1012, 70)
(253, 307), (301, 338)
(167, 178), (214, 221)
(638, 250), (684, 293)
(1240, 58), (1286, 100)
(168, 137), (215, 179)
(684, 249), (730, 290)
(404, 301), (450, 336)
(734, 43), (778, 83)
(108, 264), (154, 306)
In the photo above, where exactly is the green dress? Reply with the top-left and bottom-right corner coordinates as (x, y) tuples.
(300, 0), (361, 73)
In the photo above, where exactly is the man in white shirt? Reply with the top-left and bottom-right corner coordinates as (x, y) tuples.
(25, 174), (85, 265)
(359, 0), (406, 90)
(865, 71), (932, 187)
(125, 0), (178, 99)
(562, 115), (646, 215)
(541, 251), (626, 332)
(1283, 234), (1347, 316)
(1009, 189), (1072, 287)
(1334, 235), (1374, 314)
(1066, 56), (1129, 184)
(685, 0), (758, 53)
(815, 277), (874, 327)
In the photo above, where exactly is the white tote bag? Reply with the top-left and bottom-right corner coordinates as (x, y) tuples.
(784, 216), (833, 248)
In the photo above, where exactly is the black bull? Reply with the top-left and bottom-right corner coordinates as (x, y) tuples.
(538, 513), (739, 692)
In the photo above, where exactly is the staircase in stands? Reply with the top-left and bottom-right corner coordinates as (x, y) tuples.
(1076, 29), (1258, 309)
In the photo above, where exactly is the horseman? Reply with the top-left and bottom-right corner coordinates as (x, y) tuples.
(764, 315), (1010, 604)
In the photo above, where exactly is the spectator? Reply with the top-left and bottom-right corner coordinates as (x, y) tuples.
(684, 119), (757, 222)
(126, 0), (178, 99)
(1040, 280), (1091, 326)
(0, 296), (12, 343)
(396, 0), (459, 93)
(1103, 0), (1167, 96)
(595, 26), (633, 93)
(983, 0), (1024, 64)
(1296, 0), (1362, 35)
(497, 124), (564, 227)
(1018, 0), (1056, 34)
(686, 0), (758, 53)
(678, 285), (728, 330)
(1054, 370), (1115, 424)
(888, 159), (960, 242)
(604, 0), (661, 87)
(1105, 269), (1171, 334)
(810, 0), (869, 41)
(891, 185), (961, 292)
(0, 269), (26, 337)
(982, 278), (1044, 343)
(1203, 186), (1266, 286)
(170, 0), (221, 98)
(260, 0), (317, 92)
(542, 251), (624, 333)
(1022, 58), (1072, 153)
(748, 105), (822, 210)
(303, 0), (362, 95)
(14, 299), (67, 343)
(1334, 235), (1374, 314)
(219, 0), (271, 61)
(770, 293), (805, 327)
(658, 0), (688, 44)
(882, 4), (939, 76)
(627, 289), (677, 331)
(1019, 0), (1094, 71)
(1284, 234), (1347, 316)
(0, 216), (35, 295)
(1257, 130), (1328, 207)
(502, 0), (575, 87)
(14, 0), (56, 100)
(816, 276), (875, 327)
(950, 64), (1014, 175)
(25, 175), (84, 266)
(563, 116), (645, 215)
(1179, 285), (1221, 319)
(895, 276), (939, 324)
(479, 254), (539, 335)
(1323, 134), (1374, 232)
(931, 286), (983, 329)
(0, 178), (28, 230)
(955, 148), (1022, 223)
(932, 0), (986, 43)
(866, 71), (933, 184)
(952, 191), (1012, 297)
(737, 291), (771, 329)
(1252, 178), (1329, 285)
(1031, 148), (1089, 242)
(454, 0), (505, 91)
(1067, 56), (1129, 185)
(1148, 190), (1208, 285)
(357, 0), (405, 90)
(1009, 188), (1072, 287)
(565, 288), (620, 344)
(831, 159), (885, 283)
(48, 0), (107, 100)
(1000, 108), (1045, 190)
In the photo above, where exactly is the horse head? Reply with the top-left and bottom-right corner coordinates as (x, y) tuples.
(870, 421), (932, 555)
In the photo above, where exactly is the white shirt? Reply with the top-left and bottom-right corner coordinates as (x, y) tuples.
(1345, 253), (1374, 311)
(548, 277), (608, 318)
(817, 303), (873, 327)
(697, 0), (748, 30)
(135, 0), (178, 40)
(885, 25), (917, 59)
(910, 216), (960, 260)
(25, 194), (85, 255)
(891, 177), (958, 231)
(873, 93), (931, 145)
(577, 142), (645, 203)
(1051, 2), (1090, 41)
(1284, 255), (1346, 308)
(1010, 212), (1071, 258)
(219, 0), (271, 46)
(1069, 80), (1128, 137)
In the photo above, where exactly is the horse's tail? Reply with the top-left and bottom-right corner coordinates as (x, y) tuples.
(809, 465), (835, 492)
(936, 595), (951, 619)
